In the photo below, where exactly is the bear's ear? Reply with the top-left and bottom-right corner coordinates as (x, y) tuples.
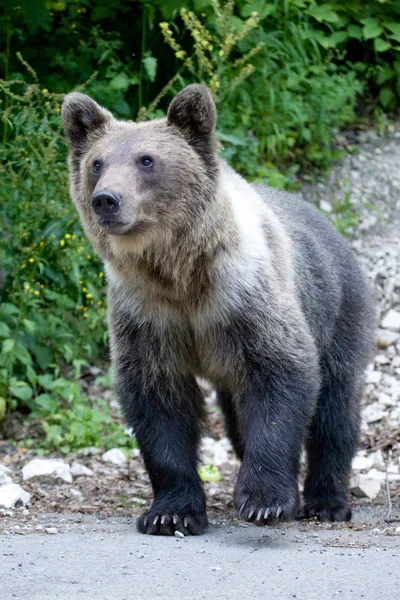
(167, 84), (216, 135)
(167, 84), (218, 173)
(62, 93), (113, 154)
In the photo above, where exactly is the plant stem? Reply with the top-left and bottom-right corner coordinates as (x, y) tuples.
(138, 4), (147, 110)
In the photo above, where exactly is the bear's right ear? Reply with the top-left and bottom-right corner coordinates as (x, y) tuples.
(62, 93), (113, 154)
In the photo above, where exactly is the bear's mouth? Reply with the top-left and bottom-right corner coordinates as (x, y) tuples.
(99, 219), (151, 236)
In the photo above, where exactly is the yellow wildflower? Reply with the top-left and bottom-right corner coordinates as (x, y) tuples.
(43, 88), (48, 93)
(60, 240), (65, 247)
(86, 293), (92, 299)
(29, 258), (35, 263)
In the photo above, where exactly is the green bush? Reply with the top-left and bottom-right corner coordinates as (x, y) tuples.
(1, 0), (399, 450)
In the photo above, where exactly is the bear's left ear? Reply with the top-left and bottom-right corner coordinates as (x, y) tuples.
(62, 93), (113, 155)
(167, 85), (218, 170)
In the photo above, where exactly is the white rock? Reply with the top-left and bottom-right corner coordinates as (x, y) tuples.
(70, 462), (94, 477)
(374, 354), (390, 365)
(102, 448), (127, 465)
(368, 449), (385, 468)
(70, 488), (83, 497)
(0, 484), (31, 509)
(365, 468), (386, 481)
(352, 456), (373, 471)
(0, 464), (12, 474)
(45, 527), (58, 535)
(376, 329), (398, 349)
(320, 200), (333, 213)
(0, 472), (12, 485)
(362, 403), (385, 423)
(365, 370), (382, 385)
(381, 309), (400, 332)
(201, 437), (233, 466)
(378, 393), (397, 408)
(350, 474), (382, 499)
(22, 459), (72, 483)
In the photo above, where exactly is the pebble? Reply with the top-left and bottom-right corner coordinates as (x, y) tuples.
(102, 448), (127, 465)
(45, 527), (58, 535)
(70, 462), (94, 477)
(381, 309), (400, 332)
(0, 471), (12, 486)
(0, 484), (31, 509)
(352, 456), (373, 471)
(350, 474), (382, 499)
(22, 458), (73, 483)
(174, 530), (184, 538)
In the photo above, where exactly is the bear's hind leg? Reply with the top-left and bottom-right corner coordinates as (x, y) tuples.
(298, 359), (362, 522)
(217, 390), (244, 460)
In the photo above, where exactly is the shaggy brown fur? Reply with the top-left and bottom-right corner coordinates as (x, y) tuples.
(62, 85), (375, 536)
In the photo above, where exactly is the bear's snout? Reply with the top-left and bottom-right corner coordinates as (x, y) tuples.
(92, 190), (122, 219)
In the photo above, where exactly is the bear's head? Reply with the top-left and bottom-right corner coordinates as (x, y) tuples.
(62, 85), (219, 260)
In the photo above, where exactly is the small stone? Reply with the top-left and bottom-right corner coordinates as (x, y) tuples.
(395, 527), (400, 535)
(320, 200), (333, 213)
(102, 448), (127, 465)
(362, 403), (385, 424)
(378, 393), (397, 408)
(45, 527), (58, 535)
(381, 310), (400, 332)
(0, 472), (12, 485)
(0, 464), (12, 475)
(374, 354), (390, 365)
(0, 484), (31, 509)
(22, 459), (72, 483)
(365, 370), (382, 385)
(376, 329), (399, 349)
(350, 474), (382, 499)
(352, 456), (373, 471)
(70, 462), (94, 477)
(70, 488), (83, 498)
(131, 448), (141, 458)
(368, 449), (385, 468)
(174, 530), (184, 538)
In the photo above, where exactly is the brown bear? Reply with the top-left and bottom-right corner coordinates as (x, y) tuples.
(62, 84), (375, 535)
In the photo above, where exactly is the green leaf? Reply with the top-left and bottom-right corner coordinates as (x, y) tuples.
(109, 73), (131, 91)
(0, 322), (11, 338)
(35, 393), (58, 413)
(15, 342), (32, 366)
(379, 87), (395, 107)
(0, 397), (6, 421)
(0, 303), (19, 317)
(347, 25), (363, 40)
(384, 22), (400, 37)
(143, 56), (158, 83)
(2, 339), (15, 354)
(363, 20), (384, 40)
(23, 319), (37, 335)
(308, 5), (339, 24)
(374, 38), (391, 52)
(9, 382), (33, 402)
(198, 465), (221, 483)
(32, 344), (53, 370)
(376, 66), (395, 85)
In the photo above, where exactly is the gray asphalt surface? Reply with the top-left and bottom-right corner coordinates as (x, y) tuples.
(1, 507), (399, 600)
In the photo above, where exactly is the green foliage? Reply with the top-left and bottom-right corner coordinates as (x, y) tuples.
(1, 0), (399, 448)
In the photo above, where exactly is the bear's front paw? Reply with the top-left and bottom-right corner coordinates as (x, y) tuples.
(234, 467), (299, 524)
(137, 494), (208, 536)
(296, 495), (351, 522)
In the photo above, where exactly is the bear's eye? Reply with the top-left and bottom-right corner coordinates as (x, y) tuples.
(93, 159), (102, 173)
(141, 157), (154, 169)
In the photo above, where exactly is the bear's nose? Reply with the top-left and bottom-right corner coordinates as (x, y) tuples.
(92, 190), (122, 216)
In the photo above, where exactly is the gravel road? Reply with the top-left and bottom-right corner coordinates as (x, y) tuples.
(1, 507), (400, 600)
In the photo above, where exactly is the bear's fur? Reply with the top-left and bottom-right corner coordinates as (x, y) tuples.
(62, 85), (375, 535)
